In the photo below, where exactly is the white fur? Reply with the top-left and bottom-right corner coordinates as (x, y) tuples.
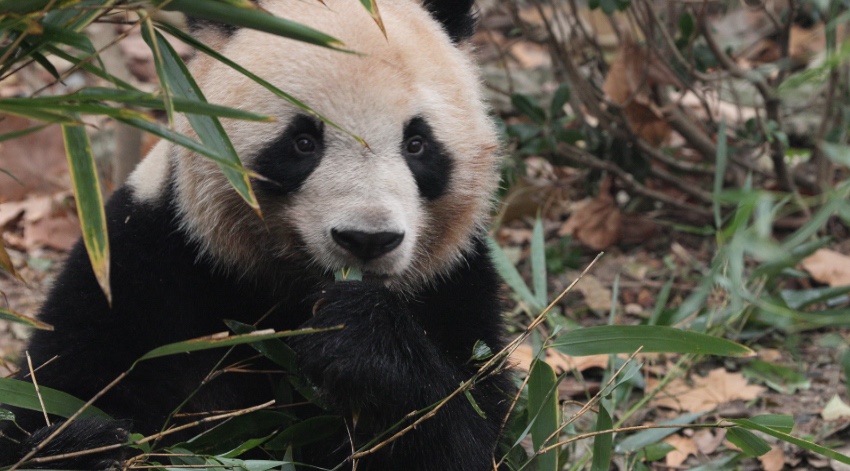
(130, 0), (502, 289)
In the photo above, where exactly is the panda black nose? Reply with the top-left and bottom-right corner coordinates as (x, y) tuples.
(331, 229), (404, 261)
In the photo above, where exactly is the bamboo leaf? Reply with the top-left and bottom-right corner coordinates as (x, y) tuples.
(153, 0), (345, 50)
(359, 0), (386, 38)
(531, 216), (547, 307)
(0, 378), (108, 419)
(486, 237), (541, 311)
(726, 427), (771, 456)
(528, 358), (558, 471)
(137, 328), (341, 362)
(61, 121), (111, 305)
(590, 404), (613, 471)
(551, 325), (754, 357)
(155, 20), (367, 148)
(0, 239), (22, 281)
(727, 418), (850, 464)
(0, 307), (53, 330)
(142, 27), (260, 214)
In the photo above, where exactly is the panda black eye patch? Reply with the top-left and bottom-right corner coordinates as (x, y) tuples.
(402, 116), (452, 200)
(253, 115), (324, 196)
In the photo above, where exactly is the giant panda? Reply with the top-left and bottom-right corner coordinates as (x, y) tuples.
(0, 1), (511, 469)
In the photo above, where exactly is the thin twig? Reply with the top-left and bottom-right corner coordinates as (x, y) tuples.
(25, 351), (50, 427)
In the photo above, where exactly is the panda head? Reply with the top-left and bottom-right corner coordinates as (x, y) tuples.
(130, 0), (501, 291)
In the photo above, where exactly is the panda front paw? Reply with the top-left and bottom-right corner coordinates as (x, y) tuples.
(17, 418), (131, 470)
(289, 282), (443, 415)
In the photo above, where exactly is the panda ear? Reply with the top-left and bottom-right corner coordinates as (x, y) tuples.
(420, 0), (477, 43)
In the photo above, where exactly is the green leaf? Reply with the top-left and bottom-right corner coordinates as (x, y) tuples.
(470, 340), (494, 361)
(359, 0), (386, 37)
(728, 418), (850, 464)
(531, 216), (547, 307)
(748, 414), (795, 434)
(263, 416), (345, 450)
(464, 389), (487, 419)
(781, 284), (850, 310)
(184, 411), (287, 455)
(743, 360), (810, 394)
(155, 20), (366, 148)
(726, 427), (771, 456)
(0, 378), (109, 419)
(615, 412), (703, 453)
(822, 142), (850, 168)
(0, 408), (14, 421)
(0, 123), (49, 143)
(137, 328), (340, 361)
(142, 26), (260, 214)
(511, 93), (546, 125)
(551, 325), (754, 357)
(549, 82), (571, 118)
(486, 237), (541, 311)
(590, 404), (613, 471)
(0, 307), (53, 330)
(528, 359), (559, 471)
(154, 0), (344, 49)
(334, 267), (363, 281)
(61, 122), (111, 305)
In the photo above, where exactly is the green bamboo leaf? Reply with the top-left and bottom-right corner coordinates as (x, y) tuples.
(615, 412), (703, 453)
(359, 0), (386, 38)
(0, 123), (49, 143)
(486, 237), (541, 311)
(590, 404), (613, 471)
(137, 328), (340, 361)
(551, 325), (754, 357)
(0, 307), (53, 330)
(142, 27), (260, 214)
(0, 408), (14, 421)
(528, 358), (558, 471)
(746, 414), (795, 434)
(0, 102), (77, 123)
(155, 20), (367, 148)
(0, 378), (108, 419)
(154, 0), (344, 50)
(727, 418), (850, 464)
(0, 0), (51, 13)
(726, 427), (771, 456)
(61, 122), (111, 305)
(464, 388), (487, 419)
(531, 216), (547, 307)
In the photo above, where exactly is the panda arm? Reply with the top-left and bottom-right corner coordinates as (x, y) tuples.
(288, 236), (512, 468)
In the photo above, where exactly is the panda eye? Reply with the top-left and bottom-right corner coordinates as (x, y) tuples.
(294, 134), (317, 155)
(405, 136), (426, 156)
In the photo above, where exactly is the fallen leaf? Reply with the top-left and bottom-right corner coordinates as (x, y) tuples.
(664, 434), (698, 467)
(559, 178), (620, 250)
(510, 343), (609, 373)
(759, 446), (786, 471)
(650, 368), (766, 413)
(822, 394), (850, 421)
(800, 249), (850, 287)
(567, 272), (612, 313)
(602, 33), (680, 146)
(24, 213), (79, 251)
(693, 428), (725, 455)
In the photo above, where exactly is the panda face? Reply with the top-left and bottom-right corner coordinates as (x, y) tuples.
(140, 0), (500, 289)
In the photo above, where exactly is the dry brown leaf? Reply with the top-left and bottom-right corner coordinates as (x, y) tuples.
(24, 213), (79, 251)
(693, 429), (725, 455)
(650, 368), (766, 413)
(759, 446), (786, 471)
(602, 34), (680, 146)
(800, 249), (850, 287)
(559, 179), (620, 250)
(510, 344), (609, 373)
(664, 434), (698, 467)
(568, 272), (612, 312)
(0, 115), (68, 202)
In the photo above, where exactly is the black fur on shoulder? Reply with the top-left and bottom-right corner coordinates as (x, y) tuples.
(421, 0), (478, 42)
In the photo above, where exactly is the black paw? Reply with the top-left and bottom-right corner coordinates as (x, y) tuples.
(289, 282), (439, 412)
(17, 418), (131, 470)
